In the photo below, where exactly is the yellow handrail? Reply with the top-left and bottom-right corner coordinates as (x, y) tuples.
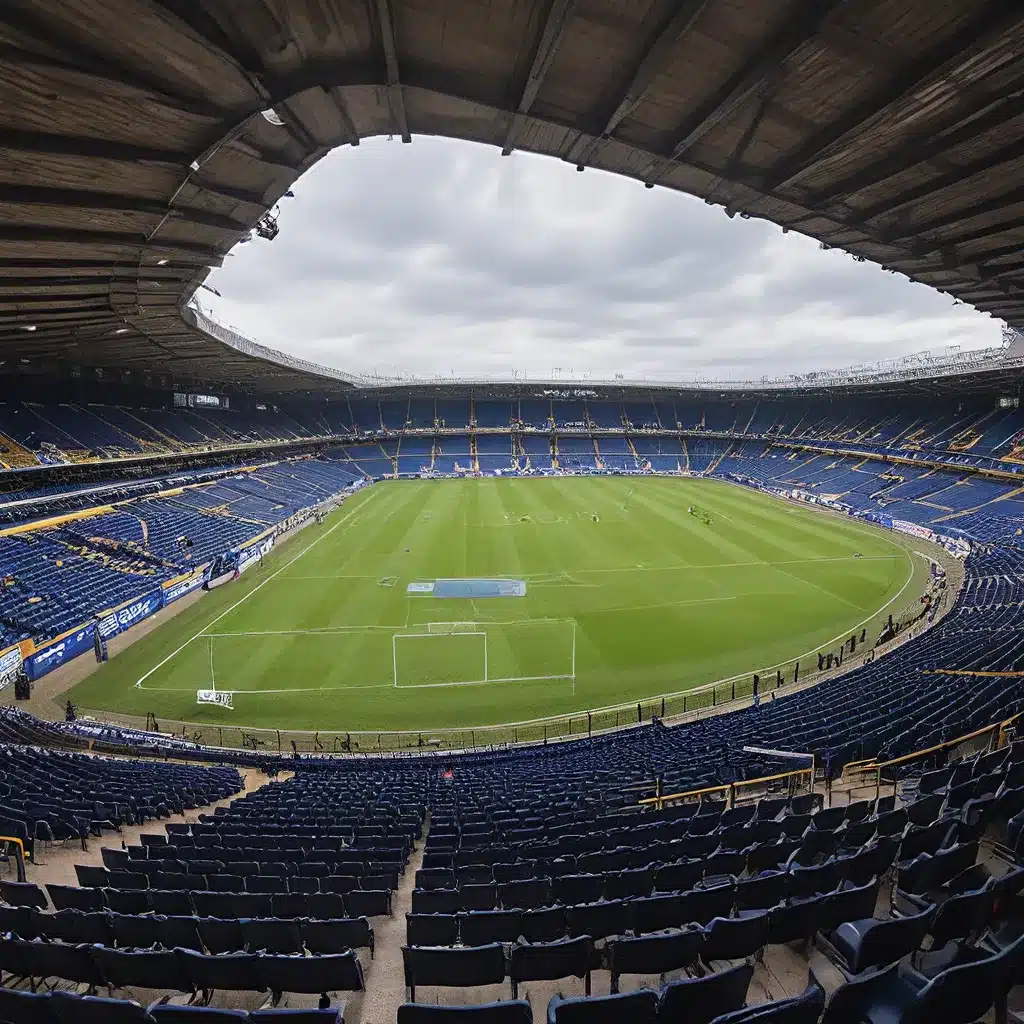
(843, 711), (1023, 784)
(639, 765), (814, 811)
(0, 835), (28, 880)
(839, 710), (1024, 803)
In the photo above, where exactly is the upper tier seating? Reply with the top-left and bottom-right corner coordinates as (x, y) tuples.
(0, 457), (359, 644)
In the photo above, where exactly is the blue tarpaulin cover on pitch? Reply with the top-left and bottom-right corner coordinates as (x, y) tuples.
(406, 578), (527, 598)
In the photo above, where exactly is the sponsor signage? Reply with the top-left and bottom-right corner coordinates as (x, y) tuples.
(197, 689), (234, 709)
(0, 645), (23, 691)
(163, 566), (209, 604)
(237, 534), (275, 575)
(97, 590), (164, 641)
(25, 624), (95, 680)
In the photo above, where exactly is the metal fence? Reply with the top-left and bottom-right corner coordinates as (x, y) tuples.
(77, 593), (945, 757)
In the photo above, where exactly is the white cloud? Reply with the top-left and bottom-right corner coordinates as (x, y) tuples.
(205, 136), (1003, 382)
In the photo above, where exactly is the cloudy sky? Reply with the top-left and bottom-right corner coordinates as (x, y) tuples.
(205, 136), (1003, 383)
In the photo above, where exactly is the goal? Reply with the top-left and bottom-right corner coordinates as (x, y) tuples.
(392, 619), (576, 689)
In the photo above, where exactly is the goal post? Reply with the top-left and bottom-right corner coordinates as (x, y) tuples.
(392, 619), (576, 689)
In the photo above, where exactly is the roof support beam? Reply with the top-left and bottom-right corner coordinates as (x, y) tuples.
(188, 179), (268, 209)
(0, 296), (111, 310)
(502, 0), (576, 155)
(0, 227), (223, 264)
(884, 184), (1024, 243)
(0, 259), (123, 272)
(859, 137), (1024, 223)
(0, 6), (225, 117)
(806, 87), (1024, 205)
(152, 1), (319, 155)
(0, 45), (221, 121)
(0, 184), (248, 234)
(0, 129), (183, 167)
(0, 310), (114, 324)
(930, 216), (1024, 249)
(370, 0), (410, 143)
(0, 280), (138, 293)
(978, 243), (1023, 267)
(761, 5), (1024, 193)
(570, 0), (710, 167)
(664, 0), (849, 163)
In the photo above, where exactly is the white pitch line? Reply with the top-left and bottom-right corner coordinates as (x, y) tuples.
(281, 553), (904, 582)
(281, 574), (391, 580)
(133, 490), (379, 689)
(207, 626), (408, 636)
(139, 681), (399, 694)
(471, 554), (904, 580)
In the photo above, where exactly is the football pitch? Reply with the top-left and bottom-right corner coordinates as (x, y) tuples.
(68, 476), (928, 734)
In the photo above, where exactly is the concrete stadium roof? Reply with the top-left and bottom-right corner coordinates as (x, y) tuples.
(0, 0), (1021, 393)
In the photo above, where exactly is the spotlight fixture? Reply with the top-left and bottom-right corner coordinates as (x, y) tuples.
(255, 210), (279, 241)
(21, 324), (36, 331)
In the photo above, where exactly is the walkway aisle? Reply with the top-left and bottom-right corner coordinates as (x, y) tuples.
(357, 814), (426, 1023)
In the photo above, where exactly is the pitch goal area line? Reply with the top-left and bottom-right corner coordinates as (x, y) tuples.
(395, 673), (574, 691)
(135, 616), (579, 694)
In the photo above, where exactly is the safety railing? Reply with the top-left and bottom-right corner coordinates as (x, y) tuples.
(0, 836), (28, 878)
(637, 763), (815, 812)
(841, 711), (1023, 800)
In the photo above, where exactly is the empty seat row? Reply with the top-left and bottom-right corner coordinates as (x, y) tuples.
(410, 836), (895, 920)
(0, 938), (364, 999)
(407, 875), (878, 956)
(0, 905), (373, 956)
(60, 877), (391, 918)
(0, 987), (342, 1024)
(90, 859), (399, 893)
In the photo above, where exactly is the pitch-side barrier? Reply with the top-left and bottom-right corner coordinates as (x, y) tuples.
(77, 560), (953, 757)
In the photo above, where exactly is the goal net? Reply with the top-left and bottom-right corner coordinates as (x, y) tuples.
(393, 619), (576, 689)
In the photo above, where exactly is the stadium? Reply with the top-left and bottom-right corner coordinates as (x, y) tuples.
(1, 1), (1024, 1021)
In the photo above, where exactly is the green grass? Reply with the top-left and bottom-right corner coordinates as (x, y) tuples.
(68, 477), (927, 738)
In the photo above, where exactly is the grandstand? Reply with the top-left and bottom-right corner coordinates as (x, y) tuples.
(7, 376), (1024, 1022)
(2, 1), (1024, 1020)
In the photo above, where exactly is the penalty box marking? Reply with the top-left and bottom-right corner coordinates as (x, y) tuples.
(137, 617), (578, 693)
(133, 491), (381, 690)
